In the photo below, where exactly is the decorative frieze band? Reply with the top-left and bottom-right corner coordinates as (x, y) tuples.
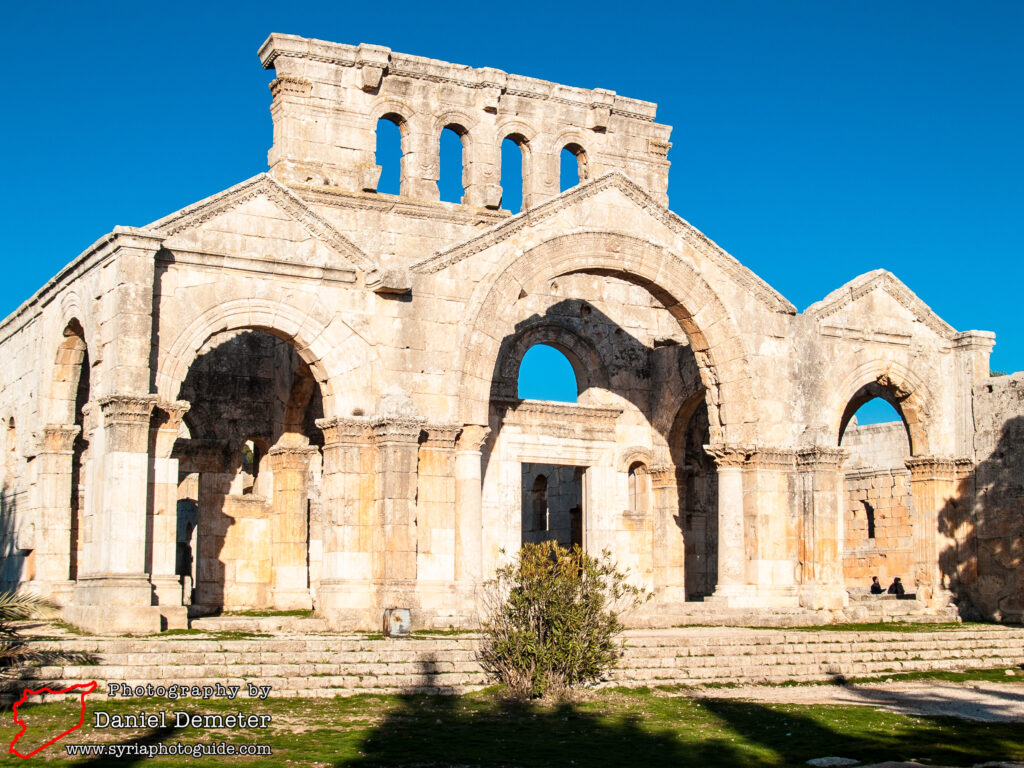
(41, 424), (81, 453)
(796, 447), (849, 470)
(422, 423), (462, 450)
(905, 455), (958, 479)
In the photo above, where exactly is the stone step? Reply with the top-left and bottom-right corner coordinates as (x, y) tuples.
(188, 615), (329, 634)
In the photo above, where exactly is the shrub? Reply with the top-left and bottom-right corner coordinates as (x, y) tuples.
(478, 541), (648, 699)
(0, 590), (56, 673)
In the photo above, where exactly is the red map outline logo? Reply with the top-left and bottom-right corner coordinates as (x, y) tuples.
(8, 680), (98, 758)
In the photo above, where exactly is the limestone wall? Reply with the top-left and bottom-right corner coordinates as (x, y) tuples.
(968, 372), (1024, 621)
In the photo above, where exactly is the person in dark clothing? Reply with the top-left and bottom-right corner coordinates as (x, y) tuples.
(887, 577), (905, 595)
(870, 576), (883, 595)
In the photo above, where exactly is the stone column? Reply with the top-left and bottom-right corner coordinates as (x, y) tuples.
(267, 445), (318, 610)
(906, 455), (958, 604)
(525, 147), (559, 208)
(148, 400), (190, 628)
(462, 132), (502, 210)
(182, 439), (230, 614)
(402, 116), (441, 201)
(67, 394), (161, 634)
(650, 466), (686, 604)
(415, 424), (461, 625)
(35, 425), (80, 603)
(745, 449), (799, 607)
(315, 417), (374, 629)
(454, 425), (489, 608)
(796, 447), (849, 610)
(703, 444), (757, 607)
(371, 416), (425, 617)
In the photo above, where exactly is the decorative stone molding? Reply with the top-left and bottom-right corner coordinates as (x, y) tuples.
(618, 446), (658, 473)
(905, 455), (958, 479)
(367, 269), (412, 295)
(748, 447), (797, 470)
(796, 447), (849, 470)
(371, 417), (425, 444)
(422, 424), (461, 450)
(649, 465), (677, 487)
(954, 457), (975, 478)
(494, 399), (622, 440)
(315, 417), (372, 446)
(152, 400), (190, 432)
(267, 445), (319, 472)
(456, 425), (490, 453)
(703, 444), (754, 469)
(99, 394), (158, 453)
(269, 75), (312, 98)
(41, 424), (80, 453)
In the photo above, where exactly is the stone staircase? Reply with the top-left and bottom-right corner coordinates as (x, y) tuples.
(6, 624), (1023, 700)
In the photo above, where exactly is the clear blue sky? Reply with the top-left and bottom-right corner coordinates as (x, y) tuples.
(5, 2), (1021, 398)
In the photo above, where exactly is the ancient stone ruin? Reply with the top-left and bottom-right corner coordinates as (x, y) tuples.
(0, 33), (1020, 633)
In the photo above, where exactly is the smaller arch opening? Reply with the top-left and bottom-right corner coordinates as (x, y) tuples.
(862, 500), (876, 540)
(439, 124), (467, 204)
(627, 462), (650, 516)
(501, 135), (528, 213)
(517, 344), (578, 402)
(375, 115), (404, 195)
(560, 143), (588, 192)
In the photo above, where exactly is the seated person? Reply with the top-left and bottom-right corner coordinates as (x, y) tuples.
(870, 576), (883, 595)
(887, 577), (905, 595)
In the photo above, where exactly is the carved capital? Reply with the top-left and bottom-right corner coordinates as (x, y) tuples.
(99, 394), (158, 453)
(267, 445), (319, 472)
(796, 447), (849, 470)
(703, 443), (754, 469)
(315, 417), (371, 446)
(269, 75), (312, 99)
(905, 455), (958, 480)
(371, 417), (425, 444)
(422, 423), (462, 450)
(152, 400), (190, 431)
(649, 465), (677, 487)
(41, 424), (81, 453)
(748, 447), (797, 470)
(456, 425), (490, 453)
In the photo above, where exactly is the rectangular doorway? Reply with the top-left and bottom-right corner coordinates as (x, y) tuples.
(521, 463), (586, 549)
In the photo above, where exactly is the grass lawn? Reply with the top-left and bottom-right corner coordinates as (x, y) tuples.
(2, 684), (1022, 767)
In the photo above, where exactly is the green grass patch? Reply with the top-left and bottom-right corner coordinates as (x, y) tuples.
(2, 686), (1022, 766)
(781, 621), (977, 633)
(143, 629), (268, 640)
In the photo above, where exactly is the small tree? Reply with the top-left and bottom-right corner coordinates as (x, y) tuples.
(0, 591), (57, 674)
(479, 541), (648, 699)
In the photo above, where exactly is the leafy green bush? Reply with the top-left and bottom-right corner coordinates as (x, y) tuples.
(0, 590), (56, 672)
(479, 541), (648, 699)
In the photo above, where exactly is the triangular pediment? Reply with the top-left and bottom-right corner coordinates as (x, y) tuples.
(145, 174), (378, 273)
(410, 172), (796, 314)
(806, 269), (956, 340)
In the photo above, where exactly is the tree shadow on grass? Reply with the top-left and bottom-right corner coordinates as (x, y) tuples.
(697, 696), (1024, 766)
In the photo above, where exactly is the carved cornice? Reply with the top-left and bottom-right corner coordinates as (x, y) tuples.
(905, 455), (958, 479)
(703, 444), (755, 469)
(41, 424), (81, 453)
(145, 174), (377, 274)
(456, 425), (490, 453)
(806, 270), (956, 341)
(315, 417), (372, 446)
(796, 447), (849, 470)
(494, 398), (622, 425)
(409, 172), (795, 315)
(422, 423), (462, 450)
(269, 75), (312, 98)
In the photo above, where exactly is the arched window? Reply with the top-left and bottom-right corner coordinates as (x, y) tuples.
(375, 116), (403, 195)
(501, 135), (527, 212)
(517, 344), (578, 402)
(628, 462), (650, 515)
(560, 143), (587, 192)
(438, 125), (466, 204)
(531, 475), (548, 533)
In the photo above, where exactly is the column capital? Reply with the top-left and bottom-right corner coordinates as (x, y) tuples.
(422, 423), (462, 450)
(41, 424), (81, 453)
(649, 465), (678, 487)
(99, 394), (158, 453)
(371, 416), (425, 444)
(456, 424), (490, 453)
(703, 443), (754, 469)
(905, 455), (958, 479)
(315, 416), (371, 446)
(748, 447), (797, 470)
(267, 444), (319, 471)
(152, 400), (190, 430)
(796, 447), (849, 470)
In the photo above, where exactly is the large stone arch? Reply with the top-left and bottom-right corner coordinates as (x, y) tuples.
(454, 231), (753, 439)
(155, 296), (368, 419)
(833, 359), (934, 455)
